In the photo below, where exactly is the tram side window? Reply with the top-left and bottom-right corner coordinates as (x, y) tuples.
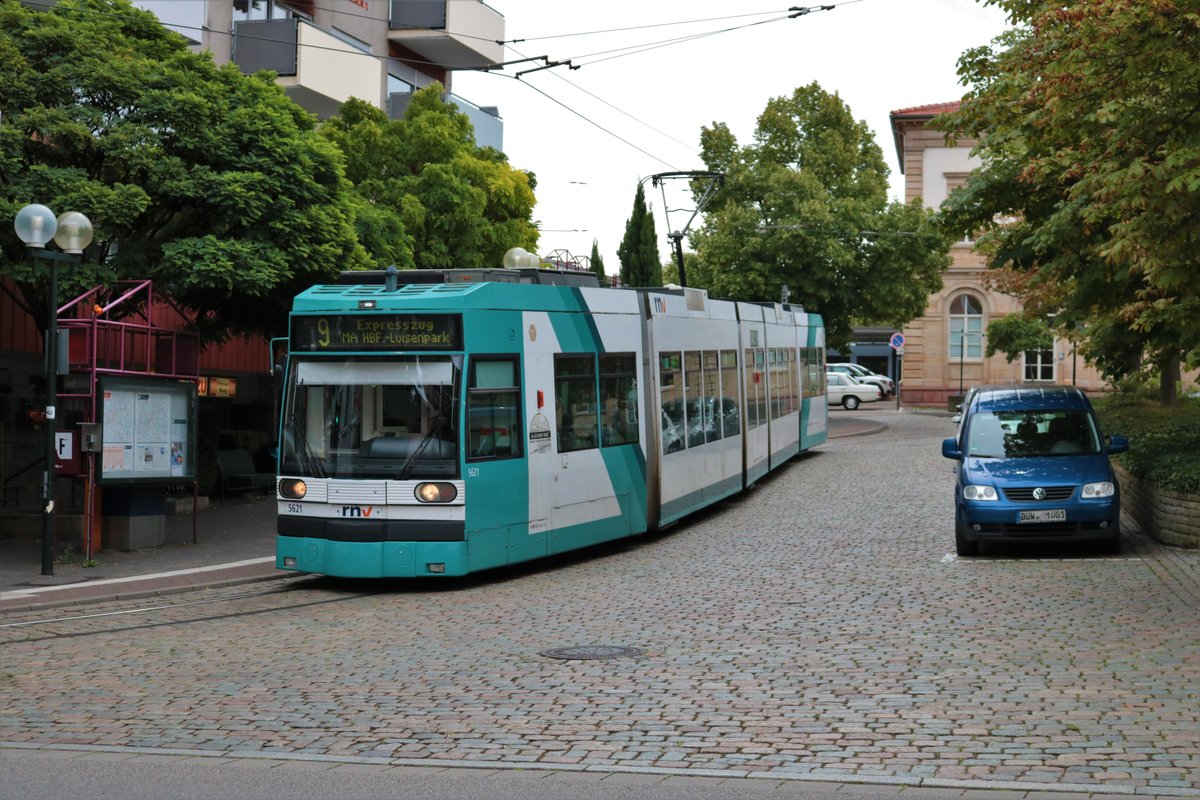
(684, 351), (704, 447)
(703, 351), (722, 443)
(769, 348), (784, 420)
(720, 350), (740, 436)
(600, 353), (638, 447)
(467, 357), (521, 460)
(555, 354), (598, 452)
(789, 349), (799, 414)
(659, 352), (684, 454)
(800, 347), (823, 398)
(744, 348), (765, 429)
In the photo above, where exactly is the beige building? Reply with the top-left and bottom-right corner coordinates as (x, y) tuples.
(889, 102), (1105, 406)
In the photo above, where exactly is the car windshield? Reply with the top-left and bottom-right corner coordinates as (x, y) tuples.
(280, 356), (462, 479)
(965, 409), (1101, 458)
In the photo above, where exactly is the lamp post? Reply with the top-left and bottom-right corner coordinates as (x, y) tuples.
(14, 204), (93, 576)
(1045, 313), (1057, 383)
(959, 330), (965, 397)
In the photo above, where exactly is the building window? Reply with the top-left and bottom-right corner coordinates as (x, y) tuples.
(1024, 350), (1055, 383)
(388, 74), (414, 96)
(330, 28), (372, 53)
(945, 173), (974, 244)
(948, 294), (983, 360)
(234, 1), (304, 22)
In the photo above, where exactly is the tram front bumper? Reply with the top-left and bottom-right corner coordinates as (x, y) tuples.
(276, 536), (469, 578)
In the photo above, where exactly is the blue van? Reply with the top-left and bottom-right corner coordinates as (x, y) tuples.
(941, 385), (1129, 556)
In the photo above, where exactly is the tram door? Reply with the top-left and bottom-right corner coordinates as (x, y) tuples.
(524, 311), (633, 555)
(738, 304), (771, 486)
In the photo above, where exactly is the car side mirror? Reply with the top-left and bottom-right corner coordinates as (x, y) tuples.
(941, 437), (962, 460)
(1107, 434), (1129, 455)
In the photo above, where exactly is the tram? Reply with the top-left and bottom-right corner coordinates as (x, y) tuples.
(275, 267), (827, 578)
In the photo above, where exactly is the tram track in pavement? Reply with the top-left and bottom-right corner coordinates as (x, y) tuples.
(0, 577), (385, 645)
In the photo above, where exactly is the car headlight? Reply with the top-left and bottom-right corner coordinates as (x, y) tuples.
(963, 485), (998, 501)
(1081, 481), (1115, 498)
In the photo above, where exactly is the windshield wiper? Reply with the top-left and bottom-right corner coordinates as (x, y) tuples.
(399, 415), (445, 480)
(288, 412), (326, 479)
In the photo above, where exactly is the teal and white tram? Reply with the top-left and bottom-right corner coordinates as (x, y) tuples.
(275, 268), (827, 578)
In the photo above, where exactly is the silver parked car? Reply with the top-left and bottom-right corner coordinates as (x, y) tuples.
(826, 372), (881, 410)
(828, 362), (894, 397)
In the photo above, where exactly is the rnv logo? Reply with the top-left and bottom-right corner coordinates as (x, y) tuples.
(340, 506), (374, 517)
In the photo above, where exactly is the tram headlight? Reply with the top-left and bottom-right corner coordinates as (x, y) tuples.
(415, 482), (457, 503)
(279, 479), (307, 499)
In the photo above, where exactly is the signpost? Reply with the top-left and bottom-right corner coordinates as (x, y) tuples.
(890, 332), (905, 409)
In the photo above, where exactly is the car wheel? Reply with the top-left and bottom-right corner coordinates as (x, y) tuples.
(843, 396), (860, 410)
(955, 525), (978, 557)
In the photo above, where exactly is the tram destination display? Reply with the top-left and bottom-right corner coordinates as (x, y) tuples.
(291, 313), (462, 352)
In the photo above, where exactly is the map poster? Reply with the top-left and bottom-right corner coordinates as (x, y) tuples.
(98, 376), (197, 484)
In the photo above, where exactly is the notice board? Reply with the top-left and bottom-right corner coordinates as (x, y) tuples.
(98, 376), (197, 484)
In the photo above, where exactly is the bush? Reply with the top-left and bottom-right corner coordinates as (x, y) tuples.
(1093, 395), (1200, 494)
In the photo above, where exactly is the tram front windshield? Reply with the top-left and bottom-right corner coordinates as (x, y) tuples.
(281, 356), (462, 479)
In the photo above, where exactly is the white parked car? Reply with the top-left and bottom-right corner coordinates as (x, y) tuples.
(826, 372), (881, 410)
(828, 362), (894, 397)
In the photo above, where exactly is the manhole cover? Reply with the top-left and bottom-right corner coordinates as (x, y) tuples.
(540, 645), (644, 660)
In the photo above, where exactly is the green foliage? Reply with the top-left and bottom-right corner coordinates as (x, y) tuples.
(688, 84), (950, 348)
(985, 313), (1052, 363)
(939, 1), (1200, 404)
(1093, 395), (1200, 494)
(617, 183), (662, 286)
(588, 239), (606, 283)
(0, 0), (369, 343)
(321, 91), (538, 272)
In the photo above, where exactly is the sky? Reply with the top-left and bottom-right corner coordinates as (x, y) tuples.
(452, 0), (1011, 275)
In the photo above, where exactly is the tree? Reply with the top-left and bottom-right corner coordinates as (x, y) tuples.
(0, 0), (369, 343)
(588, 239), (606, 284)
(320, 90), (538, 272)
(616, 182), (662, 287)
(985, 313), (1053, 363)
(687, 83), (950, 349)
(939, 1), (1200, 404)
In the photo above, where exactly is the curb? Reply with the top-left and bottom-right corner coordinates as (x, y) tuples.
(3, 743), (1196, 797)
(0, 558), (285, 614)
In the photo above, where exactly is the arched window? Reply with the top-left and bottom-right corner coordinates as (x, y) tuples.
(948, 294), (983, 360)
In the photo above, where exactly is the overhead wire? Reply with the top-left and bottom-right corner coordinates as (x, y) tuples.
(21, 0), (862, 191)
(500, 10), (793, 44)
(483, 4), (852, 171)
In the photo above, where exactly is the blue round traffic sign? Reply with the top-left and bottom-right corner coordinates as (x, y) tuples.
(890, 332), (906, 350)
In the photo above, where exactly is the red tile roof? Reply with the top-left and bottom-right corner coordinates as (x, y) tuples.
(890, 101), (961, 117)
(888, 101), (964, 174)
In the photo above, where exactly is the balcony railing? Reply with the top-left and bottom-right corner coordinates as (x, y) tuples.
(388, 0), (504, 70)
(233, 19), (383, 119)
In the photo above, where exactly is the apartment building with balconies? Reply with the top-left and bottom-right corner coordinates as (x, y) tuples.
(131, 0), (505, 148)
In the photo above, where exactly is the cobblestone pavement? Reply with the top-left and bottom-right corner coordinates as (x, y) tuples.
(1, 411), (1197, 795)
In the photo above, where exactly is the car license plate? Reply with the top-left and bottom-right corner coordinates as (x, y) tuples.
(1018, 509), (1066, 523)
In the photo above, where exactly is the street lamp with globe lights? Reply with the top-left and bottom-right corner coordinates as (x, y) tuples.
(14, 204), (94, 576)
